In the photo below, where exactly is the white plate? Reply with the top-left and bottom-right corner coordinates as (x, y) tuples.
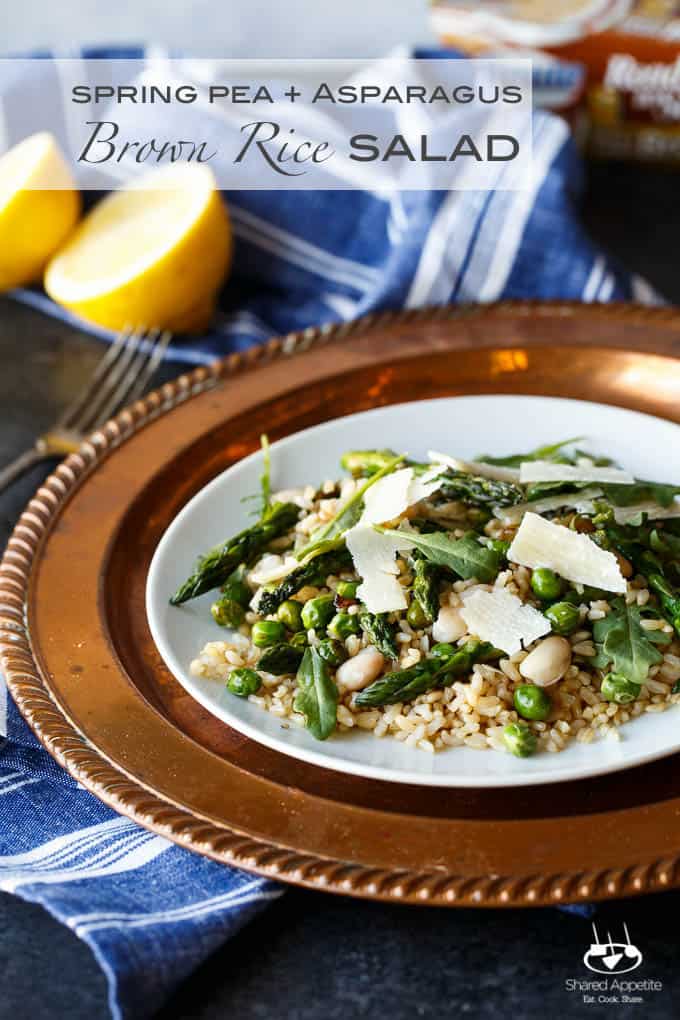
(146, 394), (680, 787)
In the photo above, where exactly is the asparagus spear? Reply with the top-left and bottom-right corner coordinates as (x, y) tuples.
(257, 642), (304, 676)
(340, 449), (400, 478)
(411, 555), (440, 623)
(257, 548), (352, 615)
(355, 640), (494, 707)
(170, 501), (299, 605)
(259, 433), (272, 514)
(358, 612), (399, 659)
(438, 472), (523, 507)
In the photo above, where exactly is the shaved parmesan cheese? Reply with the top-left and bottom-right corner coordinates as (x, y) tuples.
(345, 526), (414, 614)
(345, 466), (446, 613)
(361, 469), (414, 525)
(519, 461), (635, 485)
(428, 450), (520, 483)
(613, 500), (680, 525)
(508, 512), (626, 594)
(408, 465), (445, 506)
(248, 554), (298, 586)
(360, 466), (443, 526)
(493, 487), (603, 526)
(460, 588), (551, 656)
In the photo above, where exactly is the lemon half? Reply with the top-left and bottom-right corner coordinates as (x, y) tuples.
(0, 132), (81, 290)
(45, 164), (232, 333)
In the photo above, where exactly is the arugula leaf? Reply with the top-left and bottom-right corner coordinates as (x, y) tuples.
(378, 527), (501, 582)
(647, 574), (680, 636)
(600, 480), (680, 508)
(591, 599), (668, 685)
(476, 437), (583, 469)
(650, 528), (680, 558)
(524, 480), (585, 501)
(605, 526), (680, 635)
(573, 449), (616, 467)
(293, 647), (338, 740)
(296, 454), (404, 561)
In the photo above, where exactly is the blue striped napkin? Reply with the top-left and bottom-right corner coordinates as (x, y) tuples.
(1, 46), (643, 1020)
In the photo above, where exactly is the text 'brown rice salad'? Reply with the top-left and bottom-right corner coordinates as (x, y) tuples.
(171, 437), (680, 758)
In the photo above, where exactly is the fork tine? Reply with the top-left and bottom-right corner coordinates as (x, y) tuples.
(87, 327), (170, 431)
(56, 326), (134, 430)
(71, 328), (148, 434)
(121, 330), (173, 408)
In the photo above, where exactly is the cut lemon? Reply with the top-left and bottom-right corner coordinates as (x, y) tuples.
(45, 164), (232, 333)
(0, 132), (81, 290)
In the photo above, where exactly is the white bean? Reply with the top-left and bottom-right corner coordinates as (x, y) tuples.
(519, 636), (572, 687)
(336, 647), (385, 692)
(432, 606), (467, 643)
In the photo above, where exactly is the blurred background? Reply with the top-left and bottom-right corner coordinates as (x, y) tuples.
(1, 0), (430, 56)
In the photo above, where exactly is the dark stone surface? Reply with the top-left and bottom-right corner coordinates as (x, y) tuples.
(2, 887), (680, 1019)
(1, 161), (680, 1019)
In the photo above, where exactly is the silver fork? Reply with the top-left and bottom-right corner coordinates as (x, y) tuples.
(0, 326), (172, 493)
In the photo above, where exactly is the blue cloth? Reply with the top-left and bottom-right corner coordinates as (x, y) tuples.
(0, 694), (283, 1019)
(0, 46), (638, 1020)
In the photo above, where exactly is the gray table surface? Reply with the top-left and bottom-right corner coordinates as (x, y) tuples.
(1, 160), (680, 1019)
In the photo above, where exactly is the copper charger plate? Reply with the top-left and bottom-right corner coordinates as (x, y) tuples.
(3, 301), (680, 908)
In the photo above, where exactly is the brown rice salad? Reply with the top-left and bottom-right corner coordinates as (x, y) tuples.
(172, 440), (680, 758)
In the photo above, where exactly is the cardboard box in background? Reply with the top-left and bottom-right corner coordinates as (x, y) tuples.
(431, 1), (680, 164)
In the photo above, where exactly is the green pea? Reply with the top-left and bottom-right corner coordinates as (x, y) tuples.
(502, 722), (538, 758)
(316, 638), (348, 668)
(336, 580), (359, 599)
(289, 631), (308, 650)
(600, 672), (641, 705)
(211, 597), (245, 629)
(300, 595), (335, 632)
(430, 642), (457, 660)
(276, 599), (304, 632)
(251, 619), (286, 648)
(327, 612), (361, 640)
(407, 600), (428, 628)
(544, 601), (581, 636)
(227, 667), (261, 697)
(531, 568), (564, 602)
(513, 685), (551, 721)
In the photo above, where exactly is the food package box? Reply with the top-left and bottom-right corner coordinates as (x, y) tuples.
(430, 1), (680, 164)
